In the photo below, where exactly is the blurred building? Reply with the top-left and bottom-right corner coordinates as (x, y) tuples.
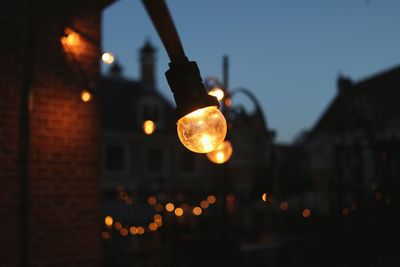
(0, 0), (113, 266)
(301, 65), (400, 214)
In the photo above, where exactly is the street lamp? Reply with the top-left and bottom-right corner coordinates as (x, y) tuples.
(141, 0), (227, 153)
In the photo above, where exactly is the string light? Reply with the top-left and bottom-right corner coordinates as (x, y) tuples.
(101, 52), (115, 64)
(80, 90), (92, 102)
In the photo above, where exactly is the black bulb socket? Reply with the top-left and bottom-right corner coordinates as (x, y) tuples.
(166, 58), (219, 121)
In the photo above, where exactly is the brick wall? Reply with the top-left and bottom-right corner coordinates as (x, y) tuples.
(0, 0), (109, 266)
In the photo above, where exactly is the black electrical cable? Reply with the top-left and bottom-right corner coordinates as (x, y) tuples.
(141, 0), (187, 63)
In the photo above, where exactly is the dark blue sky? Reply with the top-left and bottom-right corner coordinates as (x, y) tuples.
(102, 0), (400, 143)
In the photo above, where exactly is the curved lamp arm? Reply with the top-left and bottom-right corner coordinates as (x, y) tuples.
(228, 87), (268, 135)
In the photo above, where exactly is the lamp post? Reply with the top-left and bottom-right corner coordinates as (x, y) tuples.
(141, 0), (227, 153)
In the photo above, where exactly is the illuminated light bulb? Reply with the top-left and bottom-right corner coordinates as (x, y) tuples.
(208, 87), (224, 101)
(143, 120), (156, 135)
(192, 207), (202, 216)
(206, 140), (233, 164)
(165, 203), (175, 212)
(224, 98), (232, 107)
(174, 207), (184, 217)
(207, 195), (216, 204)
(177, 106), (227, 153)
(101, 52), (115, 64)
(81, 90), (92, 102)
(104, 216), (113, 226)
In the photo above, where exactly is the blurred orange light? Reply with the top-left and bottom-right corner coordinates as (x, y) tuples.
(224, 98), (232, 107)
(120, 228), (129, 237)
(130, 226), (138, 235)
(81, 90), (92, 102)
(101, 231), (110, 240)
(147, 196), (157, 205)
(193, 206), (202, 216)
(114, 222), (122, 230)
(149, 222), (158, 232)
(143, 120), (156, 135)
(137, 226), (145, 235)
(200, 200), (209, 209)
(174, 207), (184, 217)
(302, 209), (311, 218)
(280, 201), (289, 211)
(207, 195), (217, 205)
(104, 216), (113, 226)
(165, 203), (175, 212)
(153, 214), (162, 222)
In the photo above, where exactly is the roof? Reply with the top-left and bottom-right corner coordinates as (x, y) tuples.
(98, 76), (175, 133)
(310, 64), (400, 135)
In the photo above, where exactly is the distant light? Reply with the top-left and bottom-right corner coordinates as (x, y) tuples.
(165, 203), (175, 212)
(375, 191), (382, 201)
(104, 216), (113, 227)
(280, 201), (289, 211)
(153, 214), (162, 223)
(120, 228), (129, 237)
(208, 87), (224, 101)
(81, 90), (92, 102)
(342, 207), (350, 216)
(193, 206), (202, 216)
(302, 209), (311, 218)
(61, 28), (80, 47)
(149, 222), (158, 232)
(130, 226), (138, 235)
(200, 200), (209, 209)
(174, 207), (184, 217)
(137, 226), (145, 235)
(143, 120), (156, 135)
(261, 193), (268, 202)
(114, 222), (122, 230)
(207, 195), (217, 205)
(101, 52), (115, 64)
(350, 202), (358, 211)
(224, 98), (232, 107)
(147, 196), (157, 205)
(101, 231), (110, 240)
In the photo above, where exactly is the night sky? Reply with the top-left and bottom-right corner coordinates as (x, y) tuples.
(102, 0), (400, 143)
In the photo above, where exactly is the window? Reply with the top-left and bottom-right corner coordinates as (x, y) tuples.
(144, 147), (168, 176)
(102, 141), (130, 177)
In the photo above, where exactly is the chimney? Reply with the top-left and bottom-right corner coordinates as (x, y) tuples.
(139, 39), (156, 89)
(337, 74), (353, 95)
